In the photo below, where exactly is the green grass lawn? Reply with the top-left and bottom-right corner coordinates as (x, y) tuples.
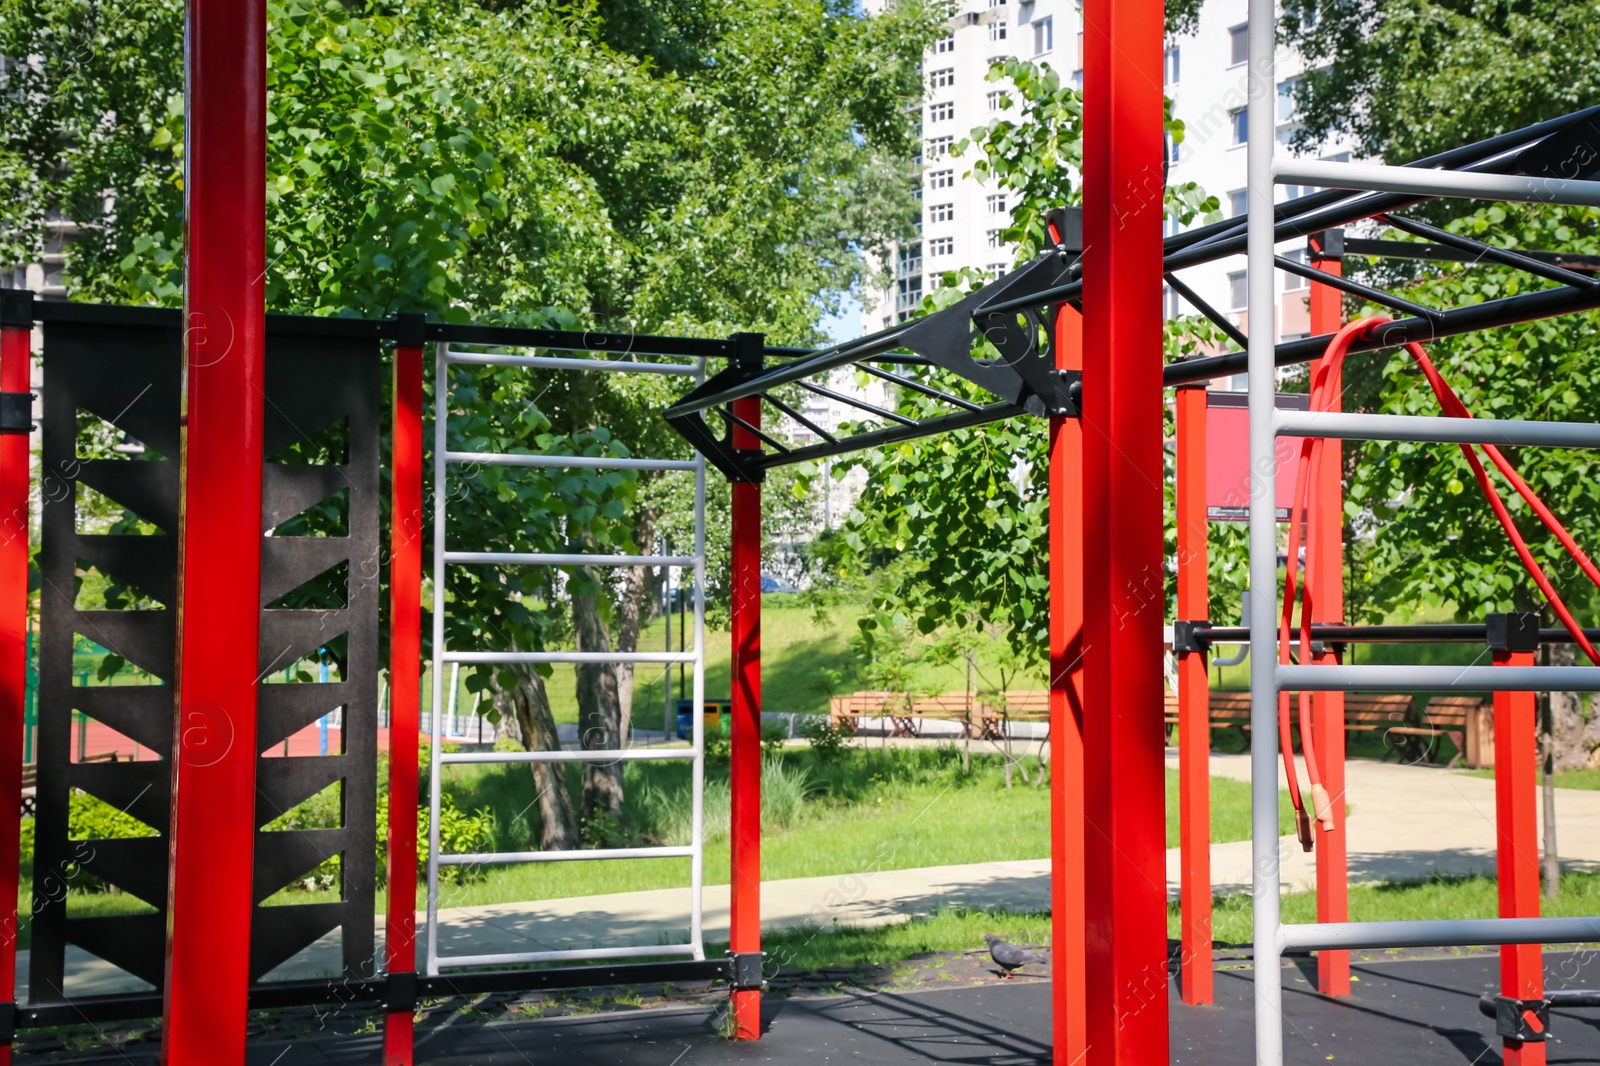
(737, 870), (1600, 975)
(1461, 766), (1600, 789)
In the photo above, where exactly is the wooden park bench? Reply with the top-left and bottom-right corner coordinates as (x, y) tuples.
(829, 691), (982, 739)
(1389, 695), (1491, 769)
(1163, 690), (1255, 745)
(980, 690), (1049, 740)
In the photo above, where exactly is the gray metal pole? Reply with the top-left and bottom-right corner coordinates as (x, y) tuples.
(1278, 409), (1600, 449)
(1247, 0), (1283, 1062)
(1275, 158), (1600, 209)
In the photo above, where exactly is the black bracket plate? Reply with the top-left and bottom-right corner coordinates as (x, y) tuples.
(0, 393), (32, 435)
(729, 951), (765, 991)
(1486, 613), (1542, 653)
(383, 970), (418, 1014)
(1173, 620), (1210, 655)
(1492, 994), (1551, 1043)
(0, 1000), (14, 1044)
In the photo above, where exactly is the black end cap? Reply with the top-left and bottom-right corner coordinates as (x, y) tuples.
(1045, 207), (1084, 255)
(1311, 229), (1344, 262)
(1492, 994), (1550, 1043)
(0, 290), (32, 330)
(395, 312), (427, 349)
(730, 332), (765, 371)
(1486, 613), (1541, 654)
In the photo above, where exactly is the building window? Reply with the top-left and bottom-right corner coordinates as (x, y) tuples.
(1164, 284), (1181, 320)
(1164, 46), (1180, 85)
(988, 55), (1007, 70)
(931, 67), (955, 89)
(929, 169), (955, 189)
(935, 34), (955, 53)
(926, 136), (954, 160)
(930, 100), (956, 123)
(1230, 108), (1248, 145)
(1229, 23), (1249, 66)
(987, 229), (1004, 248)
(1071, 69), (1083, 90)
(1229, 271), (1248, 311)
(1166, 213), (1182, 238)
(987, 90), (1008, 111)
(1229, 189), (1248, 217)
(989, 262), (1008, 278)
(897, 242), (922, 278)
(928, 236), (955, 257)
(987, 194), (1008, 215)
(1282, 248), (1309, 291)
(1324, 151), (1351, 164)
(1168, 134), (1181, 164)
(929, 202), (954, 223)
(966, 12), (981, 25)
(1282, 183), (1316, 200)
(990, 20), (1007, 41)
(989, 0), (1006, 6)
(896, 275), (924, 318)
(1278, 77), (1300, 124)
(1033, 16), (1053, 54)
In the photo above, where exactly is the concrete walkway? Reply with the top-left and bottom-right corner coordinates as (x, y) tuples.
(25, 753), (1600, 1002)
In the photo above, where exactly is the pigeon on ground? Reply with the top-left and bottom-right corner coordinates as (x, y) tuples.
(983, 933), (1046, 980)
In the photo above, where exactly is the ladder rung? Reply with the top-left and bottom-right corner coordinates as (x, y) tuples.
(442, 650), (698, 665)
(446, 350), (699, 376)
(1277, 409), (1600, 449)
(443, 450), (698, 472)
(434, 944), (697, 969)
(1278, 664), (1600, 692)
(443, 551), (698, 567)
(440, 748), (697, 765)
(438, 845), (695, 865)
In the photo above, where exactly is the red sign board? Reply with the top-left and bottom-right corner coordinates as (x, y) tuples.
(1204, 392), (1309, 522)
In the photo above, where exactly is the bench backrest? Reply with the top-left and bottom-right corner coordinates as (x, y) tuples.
(1341, 692), (1414, 725)
(1419, 695), (1487, 728)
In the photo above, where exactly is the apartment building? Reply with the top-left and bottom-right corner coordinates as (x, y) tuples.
(862, 0), (1357, 384)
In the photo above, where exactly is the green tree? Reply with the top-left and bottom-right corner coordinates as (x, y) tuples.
(1284, 1), (1600, 166)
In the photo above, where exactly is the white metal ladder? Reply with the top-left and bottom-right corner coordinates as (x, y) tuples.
(425, 342), (709, 973)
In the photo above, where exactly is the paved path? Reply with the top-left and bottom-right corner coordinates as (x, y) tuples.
(25, 754), (1600, 1001)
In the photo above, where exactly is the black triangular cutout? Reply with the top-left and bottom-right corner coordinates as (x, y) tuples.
(263, 779), (343, 832)
(75, 409), (166, 461)
(266, 415), (348, 466)
(74, 483), (165, 536)
(265, 560), (347, 611)
(69, 716), (161, 763)
(74, 561), (166, 611)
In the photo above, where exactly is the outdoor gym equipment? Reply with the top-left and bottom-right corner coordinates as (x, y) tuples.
(5, 1), (1600, 1063)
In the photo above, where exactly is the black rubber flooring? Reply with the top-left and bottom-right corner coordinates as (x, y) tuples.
(50, 951), (1600, 1064)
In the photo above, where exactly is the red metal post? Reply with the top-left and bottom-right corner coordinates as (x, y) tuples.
(1175, 385), (1212, 1006)
(729, 384), (762, 1041)
(1048, 302), (1087, 1062)
(1081, 0), (1168, 1059)
(1494, 618), (1544, 1066)
(0, 300), (33, 1066)
(163, 1), (267, 1061)
(1310, 240), (1350, 997)
(383, 336), (425, 1066)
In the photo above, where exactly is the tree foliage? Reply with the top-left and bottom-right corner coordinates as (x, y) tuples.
(1284, 0), (1600, 166)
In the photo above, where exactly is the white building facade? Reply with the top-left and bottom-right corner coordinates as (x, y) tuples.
(862, 0), (1358, 382)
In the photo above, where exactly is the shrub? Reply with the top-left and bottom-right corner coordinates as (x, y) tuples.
(801, 716), (850, 764)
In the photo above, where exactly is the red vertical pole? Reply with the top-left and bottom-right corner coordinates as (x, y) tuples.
(163, 0), (266, 1061)
(383, 330), (425, 1066)
(1493, 614), (1544, 1066)
(1175, 385), (1212, 1006)
(1310, 238), (1350, 997)
(0, 297), (33, 1066)
(728, 337), (763, 1041)
(1081, 0), (1168, 1060)
(1049, 301), (1087, 1063)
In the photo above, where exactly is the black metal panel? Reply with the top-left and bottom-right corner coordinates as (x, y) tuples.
(31, 318), (381, 1002)
(252, 332), (380, 984)
(33, 318), (180, 1003)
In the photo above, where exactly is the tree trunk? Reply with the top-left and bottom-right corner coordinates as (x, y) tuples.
(572, 576), (625, 833)
(612, 510), (664, 742)
(494, 664), (577, 852)
(1547, 641), (1600, 772)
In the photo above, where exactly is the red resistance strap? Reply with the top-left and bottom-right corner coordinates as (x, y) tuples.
(1280, 316), (1600, 852)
